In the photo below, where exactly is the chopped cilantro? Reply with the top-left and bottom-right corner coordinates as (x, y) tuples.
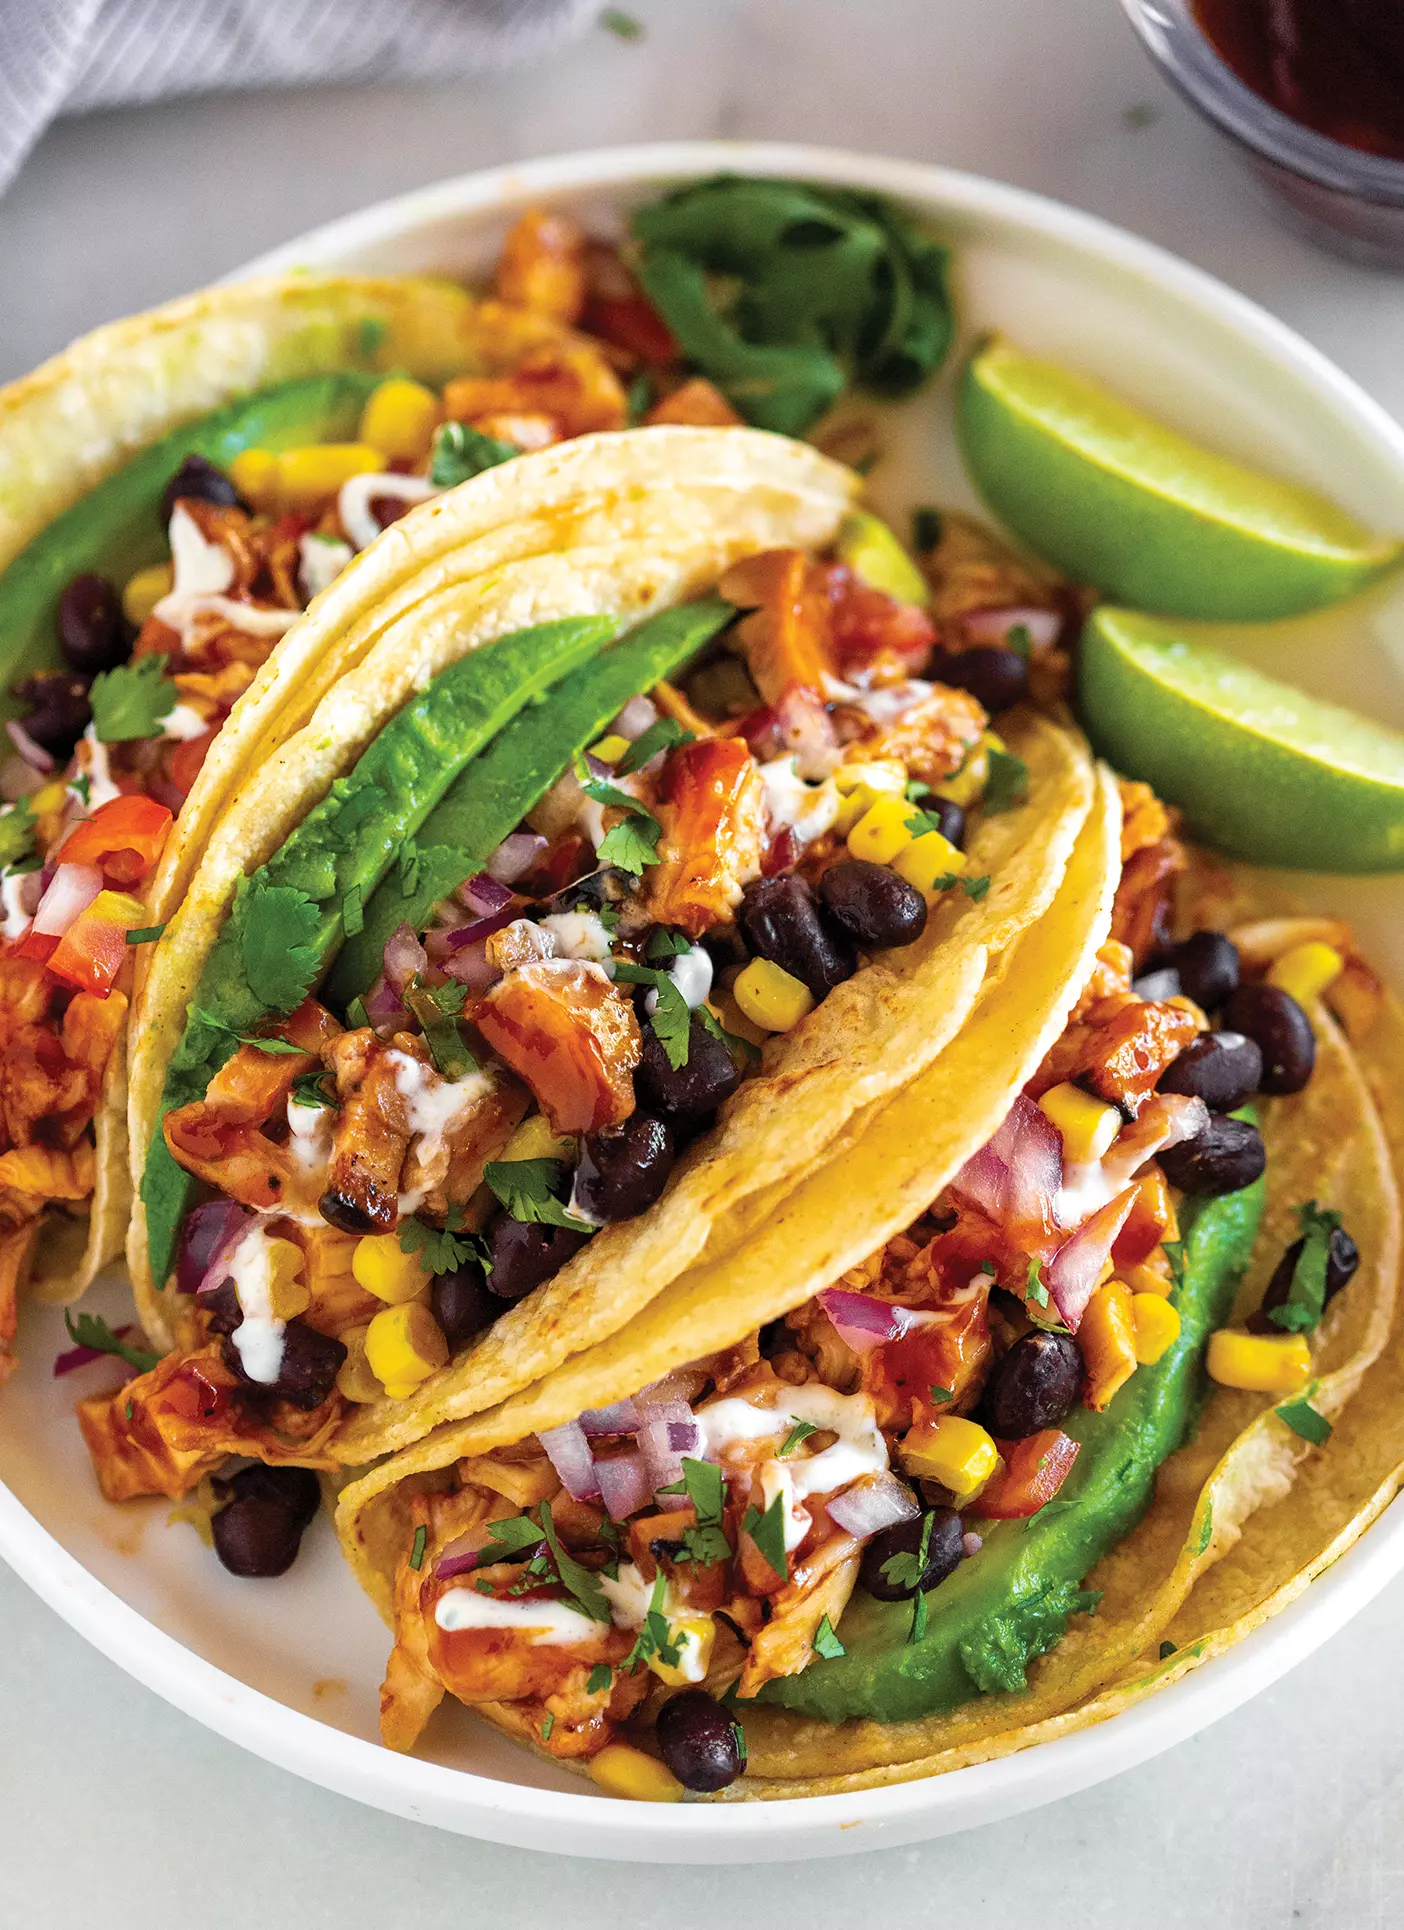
(289, 1068), (339, 1110)
(587, 1663), (614, 1694)
(356, 317), (388, 356)
(483, 1515), (548, 1561)
(124, 924), (165, 946)
(903, 807), (950, 841)
(1195, 1502), (1213, 1556)
(672, 1456), (732, 1567)
(342, 884), (364, 938)
(124, 1399), (134, 1422)
(485, 1158), (593, 1233)
(733, 1718), (747, 1763)
(1267, 1201), (1343, 1334)
(929, 870), (991, 901)
(239, 881), (320, 1012)
(409, 1525), (427, 1571)
(697, 1000), (758, 1061)
(404, 976), (478, 1080)
(1162, 1240), (1186, 1293)
(1006, 623), (1033, 660)
(430, 421), (518, 488)
(742, 1491), (789, 1582)
(813, 1614), (846, 1660)
(239, 1035), (306, 1056)
(346, 996), (370, 1030)
(1025, 1257), (1050, 1308)
(610, 959), (693, 1071)
(1276, 1383), (1333, 1445)
(912, 507), (942, 553)
(63, 1310), (158, 1375)
(928, 1384), (953, 1404)
(779, 1419), (818, 1457)
(909, 1587), (930, 1644)
(1159, 1640), (1177, 1660)
(880, 1510), (933, 1597)
(0, 802), (35, 869)
(644, 925), (694, 962)
(904, 778), (931, 802)
(89, 653), (176, 742)
(625, 1574), (683, 1671)
(69, 771), (92, 808)
(626, 371), (653, 424)
(472, 1578), (492, 1595)
(616, 716), (693, 775)
(581, 778), (664, 875)
(398, 1204), (483, 1276)
(540, 1714), (555, 1741)
(601, 7), (643, 37)
(982, 748), (1029, 815)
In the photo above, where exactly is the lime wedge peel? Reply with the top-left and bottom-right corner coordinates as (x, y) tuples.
(959, 338), (1401, 623)
(1080, 606), (1404, 872)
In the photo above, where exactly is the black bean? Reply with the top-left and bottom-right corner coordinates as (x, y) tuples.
(741, 874), (855, 999)
(200, 1280), (243, 1336)
(635, 1011), (742, 1117)
(1158, 1114), (1266, 1196)
(14, 671), (91, 760)
(1159, 1031), (1263, 1113)
(574, 1115), (675, 1222)
(57, 573), (130, 676)
(1251, 1224), (1360, 1332)
(219, 1462), (322, 1530)
(431, 1264), (500, 1351)
(318, 1190), (378, 1235)
(487, 1217), (590, 1300)
(936, 645), (1029, 713)
(1222, 983), (1316, 1095)
(224, 1319), (346, 1410)
(1132, 966), (1183, 1002)
(1152, 931), (1240, 1013)
(859, 1506), (964, 1602)
(541, 866), (634, 920)
(819, 858), (928, 950)
(979, 1331), (1083, 1438)
(924, 797), (966, 850)
(161, 452), (244, 523)
(655, 1690), (745, 1793)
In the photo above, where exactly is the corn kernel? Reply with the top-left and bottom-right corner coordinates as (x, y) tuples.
(833, 782), (882, 835)
(500, 1113), (576, 1165)
(832, 759), (907, 797)
(732, 957), (814, 1032)
(588, 1743), (684, 1803)
(1131, 1292), (1181, 1365)
(899, 1414), (999, 1499)
(229, 446), (280, 510)
(1207, 1328), (1312, 1395)
(122, 562), (173, 628)
(893, 829), (967, 898)
(29, 780), (68, 816)
(335, 1324), (383, 1403)
(262, 1237), (311, 1321)
(1038, 1082), (1121, 1163)
(353, 1231), (430, 1305)
(1081, 1280), (1138, 1411)
(848, 793), (918, 864)
(934, 731), (1003, 810)
(357, 378), (441, 462)
(1124, 1254), (1173, 1298)
(588, 733), (631, 766)
(649, 1614), (716, 1687)
(364, 1302), (448, 1392)
(275, 442), (383, 510)
(1267, 941), (1343, 1007)
(836, 510), (930, 606)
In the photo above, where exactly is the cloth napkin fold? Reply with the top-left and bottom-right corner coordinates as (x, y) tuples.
(0, 0), (600, 194)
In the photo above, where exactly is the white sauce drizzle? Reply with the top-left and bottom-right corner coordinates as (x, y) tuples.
(645, 942), (712, 1015)
(298, 532), (354, 600)
(0, 868), (34, 940)
(698, 1384), (889, 1553)
(160, 702), (211, 743)
(540, 909), (614, 964)
(79, 728), (121, 808)
(847, 679), (934, 725)
(758, 755), (841, 844)
(167, 504), (235, 598)
(388, 1052), (492, 1214)
(1054, 1158), (1123, 1230)
(433, 1591), (601, 1643)
(227, 1225), (287, 1386)
(338, 473), (437, 551)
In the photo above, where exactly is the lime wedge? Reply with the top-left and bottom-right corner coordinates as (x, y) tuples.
(958, 337), (1400, 621)
(1080, 606), (1404, 870)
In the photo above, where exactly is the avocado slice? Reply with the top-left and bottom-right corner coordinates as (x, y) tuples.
(324, 594), (736, 1009)
(760, 1155), (1266, 1724)
(141, 613), (618, 1286)
(0, 372), (382, 718)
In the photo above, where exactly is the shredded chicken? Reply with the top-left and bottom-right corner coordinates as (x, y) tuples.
(474, 961), (641, 1135)
(645, 737), (766, 936)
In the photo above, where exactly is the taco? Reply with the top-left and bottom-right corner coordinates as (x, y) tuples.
(331, 801), (1400, 1799)
(72, 422), (1096, 1507)
(0, 216), (667, 1377)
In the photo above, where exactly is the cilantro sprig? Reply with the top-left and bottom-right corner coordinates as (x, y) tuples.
(659, 1456), (733, 1567)
(813, 1613), (846, 1660)
(238, 881), (320, 1012)
(616, 716), (693, 775)
(484, 1158), (593, 1233)
(430, 421), (518, 488)
(404, 976), (478, 1080)
(581, 776), (665, 876)
(624, 1574), (684, 1672)
(779, 1420), (817, 1457)
(1267, 1201), (1343, 1335)
(89, 653), (177, 743)
(0, 801), (36, 870)
(1276, 1381), (1333, 1445)
(289, 1068), (339, 1110)
(63, 1310), (159, 1375)
(398, 1204), (485, 1276)
(611, 959), (693, 1070)
(741, 1490), (788, 1581)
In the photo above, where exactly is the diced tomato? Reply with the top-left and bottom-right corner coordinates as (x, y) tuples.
(168, 728), (218, 799)
(60, 794), (173, 887)
(973, 1429), (1081, 1519)
(584, 293), (679, 364)
(494, 209), (587, 324)
(46, 890), (147, 995)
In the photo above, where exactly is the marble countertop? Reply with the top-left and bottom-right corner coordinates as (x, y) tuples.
(4, 2), (1404, 1921)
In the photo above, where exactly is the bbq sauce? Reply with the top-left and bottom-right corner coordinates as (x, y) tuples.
(1193, 0), (1404, 161)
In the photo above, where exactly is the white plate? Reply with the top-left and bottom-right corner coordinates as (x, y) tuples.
(4, 141), (1404, 1864)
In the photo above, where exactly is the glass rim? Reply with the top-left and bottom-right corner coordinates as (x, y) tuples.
(1120, 0), (1404, 204)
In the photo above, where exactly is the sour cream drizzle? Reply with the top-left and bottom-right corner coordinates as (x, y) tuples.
(433, 1591), (600, 1643)
(698, 1384), (889, 1553)
(227, 1225), (287, 1386)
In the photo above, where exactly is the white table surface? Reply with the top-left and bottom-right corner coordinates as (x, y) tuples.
(4, 2), (1404, 1921)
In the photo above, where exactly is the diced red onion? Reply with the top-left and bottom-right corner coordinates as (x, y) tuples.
(539, 1419), (602, 1501)
(1102, 1093), (1209, 1187)
(953, 1092), (1062, 1252)
(596, 1450), (650, 1522)
(456, 872), (514, 919)
(440, 938), (499, 994)
(826, 1472), (920, 1539)
(1045, 1185), (1139, 1331)
(614, 695), (657, 740)
(6, 720), (55, 773)
(960, 606), (1062, 652)
(442, 905), (517, 948)
(32, 862), (102, 937)
(774, 685), (838, 781)
(962, 1531), (983, 1558)
(638, 1400), (696, 1492)
(383, 921), (427, 994)
(435, 1524), (546, 1581)
(818, 1288), (912, 1353)
(584, 753), (610, 779)
(10, 868), (43, 919)
(434, 1551), (481, 1581)
(486, 832), (547, 885)
(177, 1199), (253, 1296)
(578, 1398), (641, 1437)
(53, 1326), (141, 1377)
(363, 973), (408, 1027)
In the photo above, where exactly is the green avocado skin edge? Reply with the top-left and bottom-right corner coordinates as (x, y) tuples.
(0, 374), (382, 722)
(761, 1149), (1266, 1725)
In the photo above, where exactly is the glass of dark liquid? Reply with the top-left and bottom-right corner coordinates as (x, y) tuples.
(1122, 0), (1404, 264)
